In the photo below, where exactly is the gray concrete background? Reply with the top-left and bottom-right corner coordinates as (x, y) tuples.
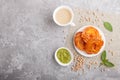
(0, 0), (120, 80)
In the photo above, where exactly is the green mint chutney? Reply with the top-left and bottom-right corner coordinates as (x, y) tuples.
(57, 48), (71, 64)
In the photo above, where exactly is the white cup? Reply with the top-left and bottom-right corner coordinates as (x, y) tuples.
(53, 6), (75, 27)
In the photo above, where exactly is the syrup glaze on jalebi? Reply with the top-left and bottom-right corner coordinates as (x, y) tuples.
(74, 26), (104, 54)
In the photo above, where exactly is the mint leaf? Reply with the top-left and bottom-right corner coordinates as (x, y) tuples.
(104, 61), (114, 67)
(101, 50), (106, 61)
(103, 22), (113, 32)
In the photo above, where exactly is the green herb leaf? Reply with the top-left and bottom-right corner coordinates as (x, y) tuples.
(101, 50), (106, 61)
(103, 22), (113, 32)
(100, 50), (115, 67)
(104, 60), (114, 67)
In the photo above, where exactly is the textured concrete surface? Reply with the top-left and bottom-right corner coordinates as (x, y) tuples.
(0, 0), (120, 80)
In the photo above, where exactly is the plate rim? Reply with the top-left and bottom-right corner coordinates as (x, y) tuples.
(73, 25), (106, 57)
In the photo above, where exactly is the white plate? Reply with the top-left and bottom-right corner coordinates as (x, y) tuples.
(73, 25), (106, 57)
(55, 47), (73, 66)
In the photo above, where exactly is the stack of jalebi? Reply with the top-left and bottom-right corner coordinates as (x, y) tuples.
(74, 26), (104, 54)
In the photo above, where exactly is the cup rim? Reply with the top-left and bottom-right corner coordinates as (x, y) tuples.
(53, 5), (74, 26)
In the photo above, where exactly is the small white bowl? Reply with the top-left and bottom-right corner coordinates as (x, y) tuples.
(73, 25), (106, 57)
(53, 5), (75, 27)
(55, 47), (73, 66)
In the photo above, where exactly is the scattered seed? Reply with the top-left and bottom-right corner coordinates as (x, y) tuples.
(94, 61), (98, 65)
(100, 68), (103, 72)
(71, 54), (85, 72)
(95, 19), (97, 22)
(98, 25), (100, 27)
(95, 16), (98, 18)
(92, 21), (95, 24)
(94, 67), (96, 69)
(97, 19), (100, 22)
(108, 41), (110, 45)
(111, 51), (114, 56)
(88, 17), (90, 22)
(87, 64), (91, 70)
(110, 39), (112, 41)
(78, 72), (80, 76)
(93, 12), (95, 16)
(81, 16), (83, 18)
(82, 68), (85, 74)
(101, 13), (104, 16)
(85, 17), (87, 21)
(103, 68), (105, 71)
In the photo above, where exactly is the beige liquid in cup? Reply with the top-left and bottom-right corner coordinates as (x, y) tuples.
(55, 8), (72, 25)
